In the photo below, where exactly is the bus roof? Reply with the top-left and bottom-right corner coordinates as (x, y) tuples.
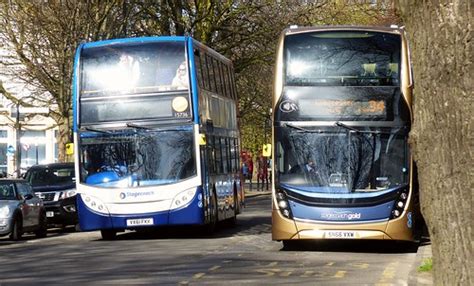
(78, 36), (232, 66)
(282, 25), (404, 36)
(81, 36), (188, 49)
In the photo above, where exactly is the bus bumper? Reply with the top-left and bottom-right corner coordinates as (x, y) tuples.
(272, 209), (414, 241)
(77, 193), (204, 231)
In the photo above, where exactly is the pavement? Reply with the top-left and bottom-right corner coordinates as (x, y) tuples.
(243, 182), (434, 285)
(409, 239), (434, 285)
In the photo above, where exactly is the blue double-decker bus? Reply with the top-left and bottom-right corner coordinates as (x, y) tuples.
(72, 36), (243, 239)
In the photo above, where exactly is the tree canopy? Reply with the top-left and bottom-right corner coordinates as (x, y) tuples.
(0, 0), (396, 160)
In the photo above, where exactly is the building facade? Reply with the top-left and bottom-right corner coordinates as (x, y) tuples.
(0, 106), (58, 177)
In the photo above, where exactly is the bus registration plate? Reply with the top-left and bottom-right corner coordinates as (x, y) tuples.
(326, 231), (355, 239)
(126, 218), (154, 226)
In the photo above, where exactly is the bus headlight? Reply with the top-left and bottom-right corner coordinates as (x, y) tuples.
(82, 195), (109, 214)
(276, 190), (293, 219)
(171, 189), (196, 209)
(391, 188), (409, 219)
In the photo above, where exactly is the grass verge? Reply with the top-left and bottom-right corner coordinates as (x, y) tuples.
(417, 257), (433, 272)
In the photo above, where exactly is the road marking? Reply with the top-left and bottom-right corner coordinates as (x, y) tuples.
(325, 262), (335, 267)
(333, 271), (346, 278)
(193, 273), (206, 279)
(256, 269), (281, 277)
(178, 281), (189, 285)
(267, 262), (278, 267)
(209, 265), (221, 271)
(280, 271), (292, 277)
(350, 262), (369, 269)
(301, 270), (314, 277)
(377, 261), (399, 284)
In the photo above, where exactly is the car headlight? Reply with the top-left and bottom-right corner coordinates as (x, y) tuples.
(0, 206), (10, 218)
(59, 189), (77, 200)
(0, 218), (8, 226)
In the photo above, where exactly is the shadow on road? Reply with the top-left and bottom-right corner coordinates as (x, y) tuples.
(280, 239), (419, 254)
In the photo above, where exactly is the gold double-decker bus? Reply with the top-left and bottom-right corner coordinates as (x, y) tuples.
(271, 26), (418, 246)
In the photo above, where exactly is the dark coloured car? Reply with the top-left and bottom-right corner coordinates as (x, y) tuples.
(24, 163), (78, 229)
(0, 179), (48, 240)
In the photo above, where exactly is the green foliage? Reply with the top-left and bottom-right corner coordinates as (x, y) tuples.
(418, 257), (433, 272)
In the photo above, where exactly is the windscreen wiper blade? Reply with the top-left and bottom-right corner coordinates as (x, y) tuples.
(83, 127), (111, 134)
(283, 123), (321, 133)
(334, 122), (381, 134)
(126, 122), (151, 130)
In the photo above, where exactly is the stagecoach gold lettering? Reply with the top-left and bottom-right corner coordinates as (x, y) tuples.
(300, 99), (385, 116)
(321, 212), (361, 220)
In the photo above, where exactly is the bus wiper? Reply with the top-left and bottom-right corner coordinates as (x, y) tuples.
(335, 122), (381, 134)
(126, 122), (151, 130)
(283, 123), (321, 133)
(335, 121), (360, 133)
(83, 127), (111, 134)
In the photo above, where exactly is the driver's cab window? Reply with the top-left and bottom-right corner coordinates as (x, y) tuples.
(16, 183), (33, 199)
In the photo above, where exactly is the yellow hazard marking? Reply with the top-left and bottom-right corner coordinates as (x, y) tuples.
(208, 265), (221, 271)
(301, 270), (314, 277)
(333, 271), (346, 278)
(256, 269), (281, 277)
(325, 262), (335, 266)
(193, 273), (206, 279)
(267, 262), (278, 267)
(377, 261), (399, 284)
(350, 262), (370, 269)
(280, 271), (292, 277)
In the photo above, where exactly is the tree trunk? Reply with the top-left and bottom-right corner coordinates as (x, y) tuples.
(57, 117), (73, 163)
(396, 1), (472, 285)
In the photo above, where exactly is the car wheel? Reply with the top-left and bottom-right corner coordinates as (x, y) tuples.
(35, 213), (48, 238)
(101, 229), (117, 240)
(10, 216), (23, 241)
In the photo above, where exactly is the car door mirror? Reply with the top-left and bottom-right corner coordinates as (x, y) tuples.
(23, 194), (34, 200)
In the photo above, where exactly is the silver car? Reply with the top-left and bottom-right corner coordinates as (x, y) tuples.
(0, 179), (48, 240)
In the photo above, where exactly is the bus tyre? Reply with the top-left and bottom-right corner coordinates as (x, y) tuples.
(101, 229), (117, 240)
(205, 191), (218, 234)
(35, 213), (48, 238)
(10, 216), (23, 241)
(225, 188), (238, 227)
(282, 240), (300, 250)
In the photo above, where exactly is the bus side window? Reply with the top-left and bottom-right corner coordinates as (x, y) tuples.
(194, 50), (204, 89)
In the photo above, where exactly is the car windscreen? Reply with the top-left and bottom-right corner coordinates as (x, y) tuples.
(0, 183), (16, 200)
(25, 166), (75, 188)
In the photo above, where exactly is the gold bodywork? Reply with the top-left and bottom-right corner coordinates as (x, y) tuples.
(271, 26), (414, 241)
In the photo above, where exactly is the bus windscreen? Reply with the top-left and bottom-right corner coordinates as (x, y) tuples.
(80, 41), (188, 95)
(284, 31), (401, 86)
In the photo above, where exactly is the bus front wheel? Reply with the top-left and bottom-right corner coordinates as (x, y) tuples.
(101, 229), (117, 240)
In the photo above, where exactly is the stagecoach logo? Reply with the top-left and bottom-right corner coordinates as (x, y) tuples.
(279, 100), (298, 113)
(119, 191), (155, 200)
(321, 211), (362, 220)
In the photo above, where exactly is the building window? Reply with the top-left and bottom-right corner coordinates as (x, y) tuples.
(0, 143), (7, 177)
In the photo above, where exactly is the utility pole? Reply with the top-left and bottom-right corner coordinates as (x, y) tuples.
(15, 103), (21, 177)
